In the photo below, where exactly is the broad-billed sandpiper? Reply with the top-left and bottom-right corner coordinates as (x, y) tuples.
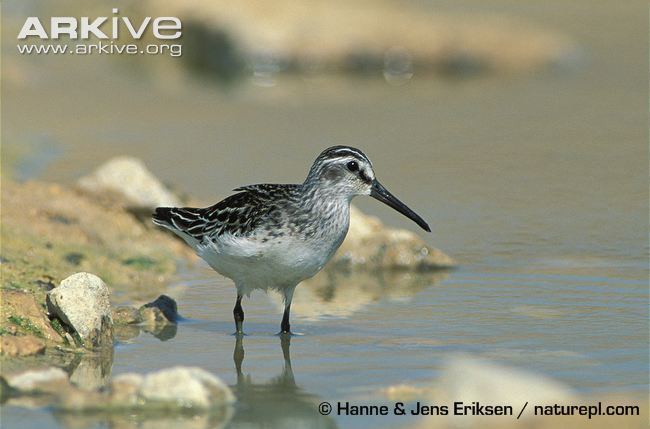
(153, 146), (430, 335)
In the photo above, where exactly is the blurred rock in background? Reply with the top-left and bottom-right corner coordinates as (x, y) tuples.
(145, 0), (579, 84)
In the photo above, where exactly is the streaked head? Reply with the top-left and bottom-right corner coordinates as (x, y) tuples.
(305, 145), (431, 232)
(305, 146), (375, 195)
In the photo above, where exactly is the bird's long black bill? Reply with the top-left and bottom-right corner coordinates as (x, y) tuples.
(370, 180), (431, 232)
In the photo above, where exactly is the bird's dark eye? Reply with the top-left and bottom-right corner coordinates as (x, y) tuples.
(347, 161), (359, 172)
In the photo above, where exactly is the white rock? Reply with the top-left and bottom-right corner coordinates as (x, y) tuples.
(78, 157), (181, 209)
(7, 368), (69, 391)
(139, 366), (235, 408)
(112, 373), (145, 386)
(46, 272), (113, 348)
(436, 355), (575, 420)
(109, 373), (145, 406)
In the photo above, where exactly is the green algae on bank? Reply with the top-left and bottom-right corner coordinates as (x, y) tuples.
(1, 180), (189, 299)
(0, 180), (193, 352)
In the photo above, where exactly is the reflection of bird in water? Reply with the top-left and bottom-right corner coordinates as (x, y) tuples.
(230, 336), (337, 429)
(269, 268), (449, 320)
(153, 146), (430, 334)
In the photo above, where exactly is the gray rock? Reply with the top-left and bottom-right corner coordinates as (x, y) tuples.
(112, 366), (235, 409)
(112, 306), (143, 325)
(138, 295), (179, 341)
(139, 295), (178, 325)
(46, 272), (114, 349)
(78, 157), (181, 210)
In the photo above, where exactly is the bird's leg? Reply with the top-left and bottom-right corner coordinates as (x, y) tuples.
(233, 294), (244, 335)
(280, 302), (291, 334)
(280, 287), (294, 335)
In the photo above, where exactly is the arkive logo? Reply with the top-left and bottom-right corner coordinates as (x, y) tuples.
(17, 9), (181, 40)
(16, 9), (182, 57)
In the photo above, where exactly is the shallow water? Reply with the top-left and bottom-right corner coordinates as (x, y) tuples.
(2, 0), (648, 427)
(5, 259), (645, 428)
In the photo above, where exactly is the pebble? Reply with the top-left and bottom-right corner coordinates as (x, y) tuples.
(46, 272), (114, 349)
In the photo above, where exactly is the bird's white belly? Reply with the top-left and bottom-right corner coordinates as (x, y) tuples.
(197, 231), (343, 295)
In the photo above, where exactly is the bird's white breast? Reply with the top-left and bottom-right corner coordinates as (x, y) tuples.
(196, 216), (349, 295)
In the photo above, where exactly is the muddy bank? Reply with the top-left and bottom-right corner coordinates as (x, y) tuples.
(0, 178), (192, 356)
(1, 179), (191, 304)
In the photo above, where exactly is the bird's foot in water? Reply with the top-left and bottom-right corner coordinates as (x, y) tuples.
(276, 331), (304, 337)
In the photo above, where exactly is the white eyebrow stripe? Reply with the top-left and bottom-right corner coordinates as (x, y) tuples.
(320, 155), (365, 166)
(328, 148), (369, 162)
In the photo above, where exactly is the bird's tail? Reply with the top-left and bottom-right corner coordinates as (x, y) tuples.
(152, 207), (177, 230)
(152, 206), (205, 233)
(153, 206), (206, 248)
